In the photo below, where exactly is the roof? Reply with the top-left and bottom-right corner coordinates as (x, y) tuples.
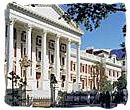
(7, 2), (83, 36)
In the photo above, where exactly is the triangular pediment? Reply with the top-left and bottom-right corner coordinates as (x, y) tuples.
(25, 4), (82, 33)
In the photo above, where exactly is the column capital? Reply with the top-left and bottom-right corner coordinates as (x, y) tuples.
(76, 42), (81, 46)
(55, 34), (61, 40)
(26, 24), (32, 31)
(6, 18), (16, 25)
(67, 38), (72, 43)
(41, 29), (48, 35)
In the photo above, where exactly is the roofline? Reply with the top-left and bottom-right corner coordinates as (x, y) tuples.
(7, 2), (83, 36)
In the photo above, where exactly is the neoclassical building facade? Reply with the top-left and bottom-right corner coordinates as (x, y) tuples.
(5, 2), (123, 106)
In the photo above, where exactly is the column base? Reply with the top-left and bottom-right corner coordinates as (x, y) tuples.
(73, 81), (82, 92)
(33, 79), (51, 99)
(66, 81), (73, 93)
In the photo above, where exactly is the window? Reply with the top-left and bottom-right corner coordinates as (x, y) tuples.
(123, 61), (125, 66)
(21, 43), (23, 57)
(13, 28), (17, 40)
(24, 48), (26, 56)
(80, 63), (82, 72)
(38, 51), (41, 61)
(73, 63), (76, 71)
(49, 40), (55, 50)
(61, 75), (65, 87)
(113, 58), (116, 63)
(62, 57), (65, 65)
(82, 80), (84, 89)
(82, 65), (84, 72)
(14, 42), (17, 57)
(36, 72), (41, 88)
(71, 61), (73, 71)
(85, 64), (87, 73)
(117, 72), (119, 77)
(21, 31), (26, 42)
(73, 79), (76, 83)
(50, 54), (54, 63)
(113, 71), (115, 77)
(109, 70), (111, 76)
(5, 25), (7, 37)
(60, 43), (66, 53)
(36, 36), (42, 46)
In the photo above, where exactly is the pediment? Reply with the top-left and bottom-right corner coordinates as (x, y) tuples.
(25, 4), (82, 33)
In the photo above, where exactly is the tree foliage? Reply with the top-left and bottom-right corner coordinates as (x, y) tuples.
(60, 3), (126, 31)
(117, 74), (127, 91)
(99, 75), (113, 92)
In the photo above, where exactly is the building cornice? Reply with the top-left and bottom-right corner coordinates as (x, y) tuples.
(7, 2), (83, 36)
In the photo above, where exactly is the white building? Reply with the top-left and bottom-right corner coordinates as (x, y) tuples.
(4, 2), (122, 107)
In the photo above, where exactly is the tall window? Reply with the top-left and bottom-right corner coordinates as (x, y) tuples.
(14, 42), (17, 57)
(113, 71), (115, 77)
(13, 28), (17, 40)
(36, 36), (42, 46)
(36, 72), (41, 88)
(82, 65), (84, 72)
(73, 63), (76, 71)
(109, 70), (111, 76)
(51, 54), (54, 64)
(61, 57), (65, 65)
(5, 25), (8, 37)
(38, 51), (41, 61)
(21, 31), (26, 42)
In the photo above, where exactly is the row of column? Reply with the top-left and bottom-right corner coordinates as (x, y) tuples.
(6, 18), (81, 92)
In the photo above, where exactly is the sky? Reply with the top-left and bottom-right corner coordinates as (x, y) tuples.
(60, 4), (126, 50)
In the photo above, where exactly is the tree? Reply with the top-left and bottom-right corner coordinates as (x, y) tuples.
(60, 3), (126, 31)
(93, 61), (113, 92)
(116, 74), (127, 91)
(92, 61), (103, 90)
(120, 24), (126, 52)
(99, 75), (113, 92)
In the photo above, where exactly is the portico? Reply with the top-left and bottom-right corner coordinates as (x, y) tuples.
(5, 2), (83, 106)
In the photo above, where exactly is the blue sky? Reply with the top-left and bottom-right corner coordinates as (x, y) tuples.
(60, 5), (126, 50)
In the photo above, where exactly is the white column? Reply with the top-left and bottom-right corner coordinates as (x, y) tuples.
(40, 30), (50, 99)
(26, 25), (32, 59)
(25, 24), (32, 98)
(16, 29), (21, 80)
(55, 35), (60, 81)
(66, 39), (72, 92)
(7, 19), (15, 89)
(26, 25), (32, 78)
(54, 35), (60, 101)
(76, 42), (81, 91)
(31, 33), (36, 90)
(42, 32), (48, 80)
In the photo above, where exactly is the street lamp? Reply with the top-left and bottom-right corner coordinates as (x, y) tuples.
(19, 55), (32, 106)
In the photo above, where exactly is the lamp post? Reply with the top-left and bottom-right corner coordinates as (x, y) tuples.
(19, 55), (31, 106)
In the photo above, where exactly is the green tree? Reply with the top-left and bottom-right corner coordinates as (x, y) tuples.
(60, 3), (126, 31)
(99, 75), (113, 92)
(117, 74), (127, 91)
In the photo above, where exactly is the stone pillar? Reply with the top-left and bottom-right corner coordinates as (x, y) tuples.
(54, 35), (60, 101)
(31, 33), (36, 91)
(66, 39), (72, 92)
(41, 30), (51, 99)
(7, 19), (15, 89)
(76, 42), (81, 91)
(26, 25), (32, 78)
(26, 25), (32, 97)
(55, 35), (60, 82)
(16, 29), (21, 84)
